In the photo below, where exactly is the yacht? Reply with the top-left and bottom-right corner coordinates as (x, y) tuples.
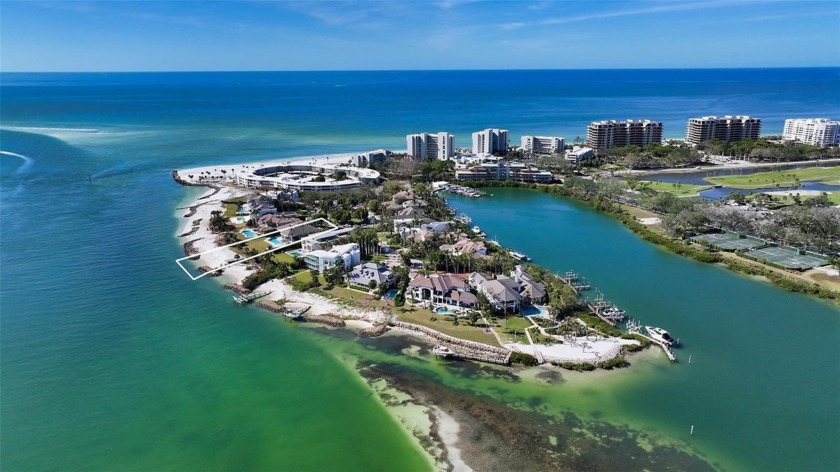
(645, 326), (678, 346)
(508, 250), (530, 262)
(471, 225), (484, 235)
(432, 345), (455, 358)
(601, 306), (625, 320)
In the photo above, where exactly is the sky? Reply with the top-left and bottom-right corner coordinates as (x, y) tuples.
(1, 0), (839, 72)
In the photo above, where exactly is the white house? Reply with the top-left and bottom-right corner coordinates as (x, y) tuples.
(303, 243), (361, 273)
(348, 262), (395, 289)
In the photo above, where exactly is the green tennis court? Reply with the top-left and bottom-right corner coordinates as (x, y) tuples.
(691, 232), (765, 251)
(744, 246), (829, 270)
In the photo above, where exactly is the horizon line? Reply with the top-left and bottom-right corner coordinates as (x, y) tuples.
(1, 66), (839, 74)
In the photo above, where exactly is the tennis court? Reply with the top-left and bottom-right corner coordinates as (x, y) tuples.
(691, 232), (765, 251)
(744, 246), (829, 270)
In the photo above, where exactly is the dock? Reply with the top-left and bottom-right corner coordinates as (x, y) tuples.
(233, 290), (271, 304)
(626, 320), (677, 362)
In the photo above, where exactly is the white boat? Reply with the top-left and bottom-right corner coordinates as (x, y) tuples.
(601, 306), (625, 320)
(508, 250), (530, 262)
(432, 345), (455, 358)
(645, 326), (677, 346)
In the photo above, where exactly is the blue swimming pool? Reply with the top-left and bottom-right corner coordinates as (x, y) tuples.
(383, 289), (398, 300)
(266, 236), (283, 247)
(241, 229), (256, 238)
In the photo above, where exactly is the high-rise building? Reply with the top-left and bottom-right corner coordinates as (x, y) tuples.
(685, 116), (761, 145)
(406, 132), (454, 159)
(585, 120), (662, 150)
(471, 128), (509, 155)
(521, 136), (564, 155)
(782, 118), (840, 148)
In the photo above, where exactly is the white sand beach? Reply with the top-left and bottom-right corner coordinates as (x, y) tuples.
(505, 335), (638, 364)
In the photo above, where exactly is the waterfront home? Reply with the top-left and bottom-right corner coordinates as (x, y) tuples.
(440, 235), (488, 257)
(510, 265), (547, 304)
(469, 272), (521, 312)
(247, 194), (278, 217)
(303, 243), (361, 273)
(348, 262), (395, 290)
(300, 226), (354, 251)
(397, 206), (425, 219)
(420, 220), (453, 233)
(407, 273), (477, 308)
(257, 214), (302, 231)
(279, 223), (324, 243)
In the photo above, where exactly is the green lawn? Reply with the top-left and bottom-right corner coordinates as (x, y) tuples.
(638, 181), (712, 196)
(396, 307), (499, 346)
(273, 252), (296, 264)
(503, 316), (533, 332)
(704, 166), (840, 189)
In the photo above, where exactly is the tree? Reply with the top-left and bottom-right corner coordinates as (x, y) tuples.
(209, 210), (232, 233)
(309, 269), (320, 288)
(367, 279), (377, 291)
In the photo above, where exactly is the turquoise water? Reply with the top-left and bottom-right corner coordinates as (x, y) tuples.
(383, 289), (398, 300)
(266, 236), (283, 246)
(241, 229), (257, 238)
(447, 188), (840, 471)
(2, 70), (839, 471)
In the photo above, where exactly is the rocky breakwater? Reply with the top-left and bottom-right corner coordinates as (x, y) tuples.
(302, 313), (346, 328)
(183, 238), (203, 260)
(391, 321), (511, 365)
(359, 324), (390, 338)
(223, 283), (251, 295)
(255, 300), (286, 313)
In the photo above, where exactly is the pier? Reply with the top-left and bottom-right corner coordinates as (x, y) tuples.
(556, 272), (630, 327)
(234, 290), (271, 304)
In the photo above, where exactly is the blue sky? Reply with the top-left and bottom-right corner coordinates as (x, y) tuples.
(2, 0), (839, 71)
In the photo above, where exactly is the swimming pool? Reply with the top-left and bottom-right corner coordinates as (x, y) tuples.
(520, 304), (549, 318)
(229, 216), (248, 224)
(266, 236), (284, 247)
(383, 289), (398, 300)
(434, 306), (455, 315)
(241, 229), (257, 238)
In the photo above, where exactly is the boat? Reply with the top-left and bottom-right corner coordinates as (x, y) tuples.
(432, 345), (455, 358)
(645, 326), (678, 346)
(601, 306), (625, 320)
(508, 250), (530, 262)
(471, 225), (483, 235)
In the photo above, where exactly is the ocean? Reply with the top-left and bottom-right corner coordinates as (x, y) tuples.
(1, 68), (839, 471)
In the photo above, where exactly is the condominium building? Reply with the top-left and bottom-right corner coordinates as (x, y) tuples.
(521, 135), (564, 155)
(782, 118), (840, 147)
(685, 116), (761, 145)
(471, 128), (509, 155)
(406, 132), (454, 159)
(585, 120), (663, 150)
(565, 146), (595, 163)
(455, 162), (552, 183)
